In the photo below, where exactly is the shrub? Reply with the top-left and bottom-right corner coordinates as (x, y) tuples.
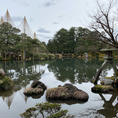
(21, 102), (73, 118)
(0, 76), (14, 91)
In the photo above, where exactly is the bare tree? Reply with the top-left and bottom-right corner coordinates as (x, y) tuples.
(91, 0), (118, 48)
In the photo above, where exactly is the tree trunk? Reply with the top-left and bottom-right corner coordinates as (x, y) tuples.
(94, 60), (108, 85)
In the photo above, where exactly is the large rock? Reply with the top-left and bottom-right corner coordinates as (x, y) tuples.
(46, 84), (89, 102)
(24, 81), (47, 97)
(24, 87), (44, 95)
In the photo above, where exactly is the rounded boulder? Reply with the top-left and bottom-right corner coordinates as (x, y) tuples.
(46, 84), (89, 102)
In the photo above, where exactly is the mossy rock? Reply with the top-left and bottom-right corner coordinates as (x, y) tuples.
(104, 76), (115, 81)
(24, 87), (44, 95)
(91, 85), (114, 93)
(46, 84), (89, 102)
(24, 81), (46, 98)
(0, 76), (14, 91)
(24, 87), (44, 99)
(31, 80), (47, 90)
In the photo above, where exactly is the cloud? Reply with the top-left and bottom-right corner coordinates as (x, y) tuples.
(12, 16), (23, 22)
(39, 34), (53, 39)
(53, 22), (59, 25)
(37, 28), (50, 33)
(41, 35), (52, 39)
(22, 1), (30, 7)
(44, 0), (56, 7)
(11, 0), (30, 7)
(38, 34), (53, 43)
(58, 15), (63, 18)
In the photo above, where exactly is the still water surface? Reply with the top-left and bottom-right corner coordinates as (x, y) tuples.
(0, 59), (118, 118)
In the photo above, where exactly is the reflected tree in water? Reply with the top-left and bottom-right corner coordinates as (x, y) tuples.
(97, 92), (118, 118)
(48, 59), (103, 84)
(0, 61), (45, 87)
(0, 61), (47, 109)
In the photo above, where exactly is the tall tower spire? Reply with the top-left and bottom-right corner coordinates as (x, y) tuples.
(5, 9), (11, 23)
(0, 16), (4, 24)
(6, 9), (10, 22)
(4, 9), (13, 25)
(33, 32), (37, 39)
(23, 16), (27, 34)
(20, 16), (33, 37)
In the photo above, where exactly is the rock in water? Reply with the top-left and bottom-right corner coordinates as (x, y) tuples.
(46, 83), (89, 102)
(31, 80), (47, 90)
(24, 87), (44, 95)
(91, 85), (114, 93)
(24, 81), (47, 97)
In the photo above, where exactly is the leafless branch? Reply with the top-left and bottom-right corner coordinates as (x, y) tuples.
(91, 0), (118, 48)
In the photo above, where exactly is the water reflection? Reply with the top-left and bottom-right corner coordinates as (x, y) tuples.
(48, 59), (103, 83)
(0, 59), (117, 118)
(97, 92), (118, 118)
(0, 61), (46, 110)
(0, 90), (14, 109)
(0, 61), (45, 87)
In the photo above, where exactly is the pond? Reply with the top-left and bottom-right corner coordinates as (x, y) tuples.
(0, 59), (118, 118)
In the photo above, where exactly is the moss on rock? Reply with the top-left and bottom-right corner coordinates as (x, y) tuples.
(24, 81), (46, 98)
(46, 84), (89, 102)
(24, 87), (44, 95)
(91, 85), (114, 93)
(104, 76), (115, 81)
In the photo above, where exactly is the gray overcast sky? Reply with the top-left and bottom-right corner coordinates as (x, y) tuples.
(0, 0), (114, 43)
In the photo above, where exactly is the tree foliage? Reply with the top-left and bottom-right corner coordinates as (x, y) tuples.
(0, 22), (20, 54)
(0, 22), (48, 60)
(21, 102), (73, 118)
(47, 27), (103, 55)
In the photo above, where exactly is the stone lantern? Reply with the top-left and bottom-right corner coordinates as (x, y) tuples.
(94, 48), (118, 85)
